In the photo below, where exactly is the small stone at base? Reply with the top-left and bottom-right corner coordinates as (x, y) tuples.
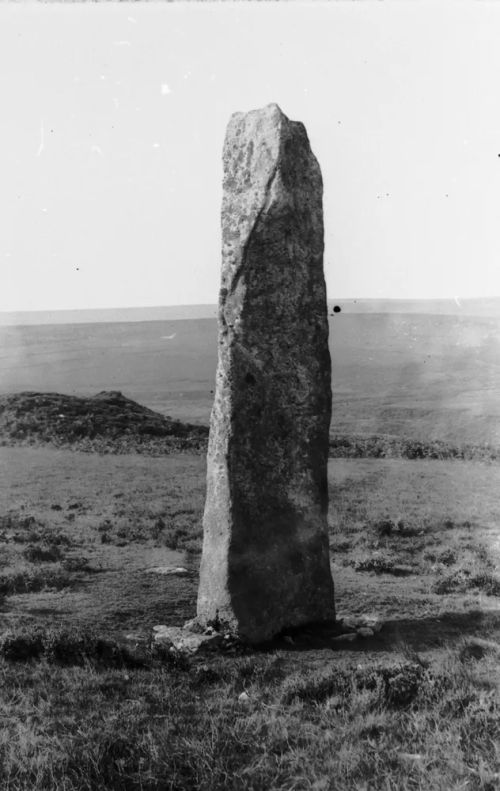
(332, 632), (357, 643)
(153, 626), (223, 654)
(183, 618), (205, 634)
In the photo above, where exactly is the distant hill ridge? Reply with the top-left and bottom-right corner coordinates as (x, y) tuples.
(0, 391), (208, 454)
(3, 297), (500, 326)
(0, 304), (218, 327)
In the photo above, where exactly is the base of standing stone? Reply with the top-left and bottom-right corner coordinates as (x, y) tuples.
(197, 554), (336, 644)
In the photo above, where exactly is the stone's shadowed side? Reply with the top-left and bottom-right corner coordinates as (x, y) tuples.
(196, 103), (335, 643)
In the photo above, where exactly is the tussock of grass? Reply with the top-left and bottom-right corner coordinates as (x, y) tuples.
(22, 544), (63, 563)
(61, 555), (92, 573)
(0, 565), (72, 596)
(352, 553), (415, 576)
(280, 662), (425, 707)
(432, 569), (500, 595)
(372, 517), (426, 538)
(97, 511), (204, 552)
(1, 513), (72, 547)
(458, 637), (500, 663)
(423, 547), (458, 566)
(469, 572), (500, 596)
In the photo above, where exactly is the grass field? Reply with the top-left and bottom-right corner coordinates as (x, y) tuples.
(0, 444), (499, 789)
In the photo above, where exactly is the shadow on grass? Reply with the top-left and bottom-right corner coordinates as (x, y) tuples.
(381, 608), (500, 651)
(262, 608), (500, 654)
(23, 607), (73, 617)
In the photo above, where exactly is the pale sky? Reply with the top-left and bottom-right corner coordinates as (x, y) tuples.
(2, 1), (500, 312)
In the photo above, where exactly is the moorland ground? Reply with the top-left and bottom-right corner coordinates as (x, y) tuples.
(0, 444), (499, 789)
(1, 311), (500, 789)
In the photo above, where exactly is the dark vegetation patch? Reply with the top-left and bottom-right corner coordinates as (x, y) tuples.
(0, 625), (159, 668)
(0, 566), (72, 595)
(352, 554), (414, 576)
(61, 555), (93, 573)
(432, 570), (500, 596)
(280, 662), (426, 706)
(23, 543), (63, 563)
(0, 513), (72, 547)
(330, 434), (500, 462)
(0, 391), (208, 454)
(97, 512), (203, 553)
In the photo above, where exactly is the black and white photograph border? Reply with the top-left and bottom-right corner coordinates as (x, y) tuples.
(1, 2), (500, 789)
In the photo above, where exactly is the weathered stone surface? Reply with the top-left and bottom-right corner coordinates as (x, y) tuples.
(197, 103), (335, 643)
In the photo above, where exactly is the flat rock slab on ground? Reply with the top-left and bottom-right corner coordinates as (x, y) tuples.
(145, 567), (189, 576)
(337, 613), (383, 633)
(153, 625), (225, 654)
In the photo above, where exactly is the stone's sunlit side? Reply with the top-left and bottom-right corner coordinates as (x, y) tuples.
(197, 103), (335, 643)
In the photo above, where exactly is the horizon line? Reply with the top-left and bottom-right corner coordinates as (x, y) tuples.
(3, 295), (500, 316)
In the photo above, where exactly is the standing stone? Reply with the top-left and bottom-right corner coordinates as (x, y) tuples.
(196, 103), (335, 643)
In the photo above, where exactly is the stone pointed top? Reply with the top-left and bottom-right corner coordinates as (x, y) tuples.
(221, 103), (320, 267)
(233, 102), (284, 119)
(228, 103), (302, 135)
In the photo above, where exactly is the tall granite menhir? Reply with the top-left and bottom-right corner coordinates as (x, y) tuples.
(197, 103), (335, 643)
